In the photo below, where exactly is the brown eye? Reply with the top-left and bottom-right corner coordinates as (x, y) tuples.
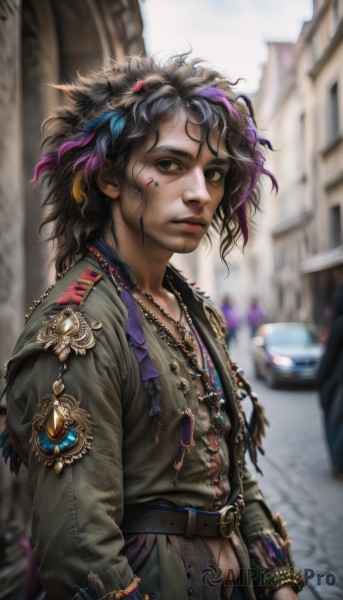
(156, 159), (180, 172)
(205, 168), (225, 182)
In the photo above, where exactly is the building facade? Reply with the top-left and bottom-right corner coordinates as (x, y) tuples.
(301, 0), (343, 328)
(253, 0), (343, 331)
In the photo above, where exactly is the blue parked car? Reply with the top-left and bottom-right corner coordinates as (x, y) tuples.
(251, 322), (324, 388)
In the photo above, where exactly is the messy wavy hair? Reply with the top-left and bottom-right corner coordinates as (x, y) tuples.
(35, 53), (277, 273)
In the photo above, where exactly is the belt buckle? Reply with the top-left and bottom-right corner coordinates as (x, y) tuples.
(218, 505), (238, 538)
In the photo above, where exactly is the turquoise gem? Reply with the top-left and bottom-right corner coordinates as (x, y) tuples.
(38, 432), (55, 452)
(38, 427), (77, 453)
(59, 428), (77, 450)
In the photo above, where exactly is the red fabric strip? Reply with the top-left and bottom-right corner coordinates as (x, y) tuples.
(57, 269), (101, 305)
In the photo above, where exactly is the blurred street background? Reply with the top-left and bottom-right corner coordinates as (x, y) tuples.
(0, 0), (342, 598)
(231, 326), (343, 600)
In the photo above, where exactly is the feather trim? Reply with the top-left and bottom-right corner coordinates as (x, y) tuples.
(0, 421), (22, 475)
(72, 572), (144, 600)
(232, 365), (269, 473)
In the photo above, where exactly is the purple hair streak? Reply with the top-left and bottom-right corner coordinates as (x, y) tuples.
(33, 153), (56, 186)
(246, 117), (258, 146)
(79, 133), (110, 179)
(235, 157), (278, 245)
(57, 131), (95, 163)
(83, 153), (104, 178)
(198, 87), (241, 121)
(198, 86), (278, 245)
(34, 110), (126, 189)
(235, 202), (249, 246)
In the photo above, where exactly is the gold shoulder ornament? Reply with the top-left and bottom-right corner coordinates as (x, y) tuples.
(32, 290), (102, 473)
(36, 306), (101, 363)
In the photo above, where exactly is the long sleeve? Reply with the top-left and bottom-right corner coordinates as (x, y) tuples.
(240, 467), (304, 597)
(4, 277), (149, 600)
(6, 344), (142, 599)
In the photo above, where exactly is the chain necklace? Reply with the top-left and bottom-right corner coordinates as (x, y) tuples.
(86, 243), (226, 474)
(134, 286), (226, 463)
(133, 278), (196, 352)
(133, 280), (225, 424)
(87, 243), (224, 417)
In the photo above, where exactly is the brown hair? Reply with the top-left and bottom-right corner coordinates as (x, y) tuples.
(36, 53), (276, 273)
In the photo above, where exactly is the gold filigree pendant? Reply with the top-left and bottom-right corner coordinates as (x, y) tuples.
(36, 307), (101, 362)
(30, 393), (93, 475)
(183, 330), (196, 351)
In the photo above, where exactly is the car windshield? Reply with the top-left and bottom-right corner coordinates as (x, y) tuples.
(266, 327), (318, 347)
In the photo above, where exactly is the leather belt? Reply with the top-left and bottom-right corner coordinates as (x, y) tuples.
(121, 502), (242, 539)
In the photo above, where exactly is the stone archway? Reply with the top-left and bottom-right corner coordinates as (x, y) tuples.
(0, 2), (145, 595)
(21, 0), (146, 309)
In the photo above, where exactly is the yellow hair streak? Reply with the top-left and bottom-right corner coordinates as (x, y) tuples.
(72, 172), (86, 203)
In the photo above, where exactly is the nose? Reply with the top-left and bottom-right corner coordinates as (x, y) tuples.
(182, 167), (211, 205)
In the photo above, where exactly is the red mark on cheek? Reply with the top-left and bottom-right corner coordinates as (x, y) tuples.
(146, 178), (159, 187)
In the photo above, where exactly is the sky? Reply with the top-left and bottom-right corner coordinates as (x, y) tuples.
(140, 0), (314, 94)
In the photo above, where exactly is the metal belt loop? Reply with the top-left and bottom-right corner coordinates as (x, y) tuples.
(184, 508), (197, 538)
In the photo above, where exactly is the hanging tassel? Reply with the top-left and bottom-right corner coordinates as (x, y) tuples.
(233, 366), (269, 473)
(173, 445), (186, 475)
(261, 534), (290, 566)
(249, 390), (269, 449)
(173, 408), (195, 483)
(144, 377), (162, 443)
(181, 407), (195, 447)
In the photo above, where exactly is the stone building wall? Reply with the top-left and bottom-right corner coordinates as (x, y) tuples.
(0, 2), (145, 596)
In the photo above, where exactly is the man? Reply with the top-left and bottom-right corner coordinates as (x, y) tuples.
(317, 284), (343, 478)
(1, 54), (304, 599)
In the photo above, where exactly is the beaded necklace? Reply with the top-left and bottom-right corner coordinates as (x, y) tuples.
(87, 243), (226, 477)
(133, 277), (197, 353)
(134, 280), (226, 426)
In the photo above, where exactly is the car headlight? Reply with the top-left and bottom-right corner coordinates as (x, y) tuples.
(272, 355), (294, 367)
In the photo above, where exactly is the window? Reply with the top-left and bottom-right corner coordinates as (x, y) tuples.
(278, 285), (284, 309)
(330, 205), (342, 247)
(266, 325), (318, 346)
(299, 113), (306, 170)
(329, 81), (340, 139)
(333, 0), (340, 27)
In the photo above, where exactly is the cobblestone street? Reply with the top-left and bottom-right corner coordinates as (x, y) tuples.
(231, 328), (343, 600)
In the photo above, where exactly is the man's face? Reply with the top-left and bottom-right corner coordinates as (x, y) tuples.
(111, 108), (230, 260)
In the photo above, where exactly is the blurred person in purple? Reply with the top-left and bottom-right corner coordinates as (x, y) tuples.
(220, 295), (241, 346)
(247, 297), (265, 337)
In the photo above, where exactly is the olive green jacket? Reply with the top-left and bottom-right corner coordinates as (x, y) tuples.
(4, 255), (285, 600)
